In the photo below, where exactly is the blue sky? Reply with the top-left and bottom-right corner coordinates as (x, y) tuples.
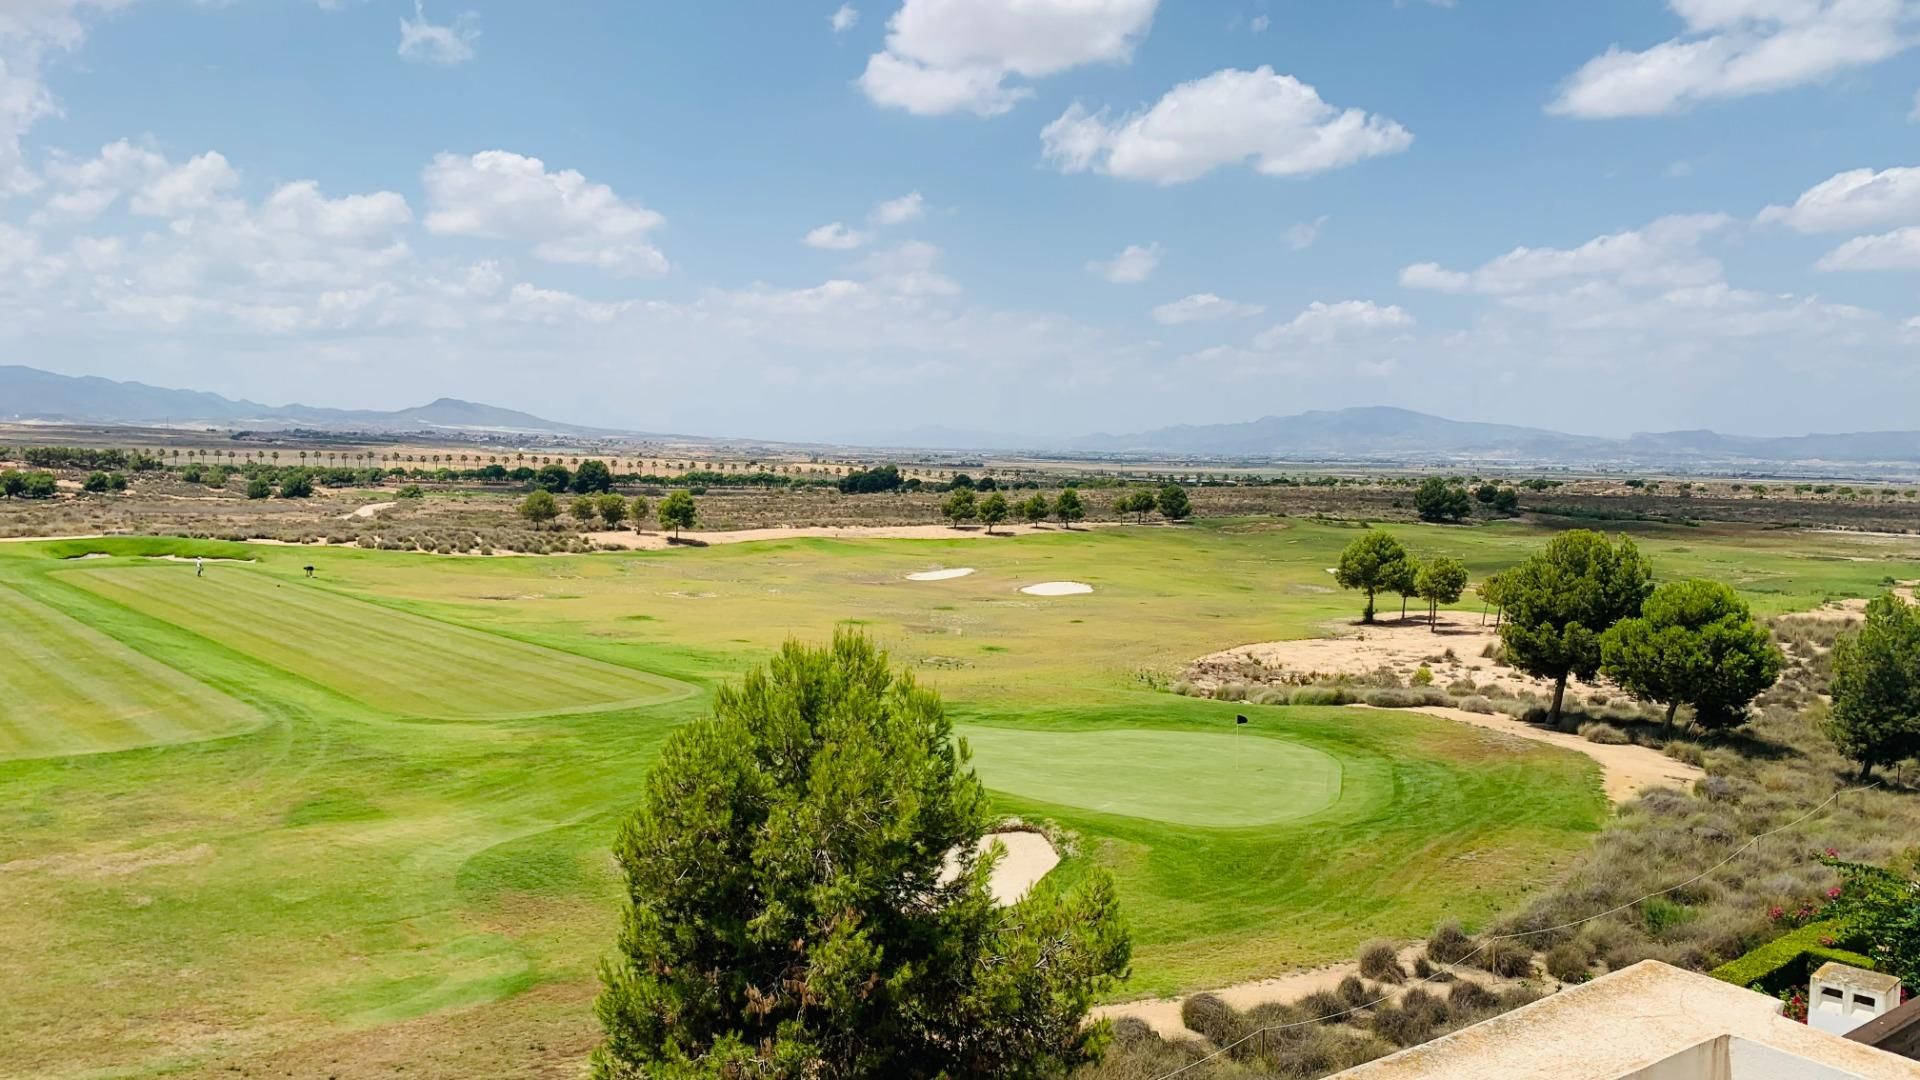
(3, 0), (1919, 442)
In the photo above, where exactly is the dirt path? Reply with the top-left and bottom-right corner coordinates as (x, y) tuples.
(1094, 947), (1518, 1039)
(1358, 704), (1700, 802)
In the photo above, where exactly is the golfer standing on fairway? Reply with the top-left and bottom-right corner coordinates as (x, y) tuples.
(195, 556), (203, 578)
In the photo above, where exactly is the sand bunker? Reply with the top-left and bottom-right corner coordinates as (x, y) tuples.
(63, 553), (112, 561)
(906, 567), (976, 581)
(1020, 581), (1093, 596)
(939, 830), (1060, 907)
(344, 501), (396, 520)
(144, 555), (256, 564)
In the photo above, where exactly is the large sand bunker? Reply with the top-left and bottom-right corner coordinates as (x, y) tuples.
(1020, 581), (1093, 596)
(906, 567), (976, 581)
(939, 830), (1060, 907)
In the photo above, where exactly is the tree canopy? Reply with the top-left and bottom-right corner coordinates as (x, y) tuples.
(571, 495), (598, 523)
(519, 488), (559, 526)
(1827, 594), (1920, 779)
(1600, 578), (1782, 732)
(573, 459), (615, 493)
(628, 495), (651, 533)
(1412, 478), (1472, 523)
(592, 633), (1130, 1079)
(941, 487), (977, 527)
(1115, 490), (1156, 524)
(1498, 530), (1654, 723)
(595, 493), (631, 528)
(839, 465), (904, 494)
(1335, 531), (1413, 624)
(1156, 483), (1192, 521)
(977, 491), (1010, 533)
(657, 490), (697, 539)
(1019, 493), (1051, 525)
(534, 463), (573, 493)
(1054, 488), (1085, 528)
(1415, 556), (1470, 631)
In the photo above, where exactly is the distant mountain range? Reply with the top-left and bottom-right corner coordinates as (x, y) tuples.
(0, 365), (613, 436)
(1065, 407), (1920, 469)
(9, 365), (1920, 471)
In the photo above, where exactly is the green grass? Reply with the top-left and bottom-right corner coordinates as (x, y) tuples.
(59, 561), (683, 720)
(0, 580), (263, 759)
(1, 521), (1915, 1076)
(961, 725), (1344, 827)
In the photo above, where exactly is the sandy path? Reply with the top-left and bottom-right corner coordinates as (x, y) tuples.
(1094, 947), (1515, 1039)
(343, 501), (396, 520)
(0, 533), (107, 543)
(1357, 704), (1700, 802)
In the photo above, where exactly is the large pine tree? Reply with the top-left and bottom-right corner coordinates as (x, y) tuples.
(593, 632), (1130, 1079)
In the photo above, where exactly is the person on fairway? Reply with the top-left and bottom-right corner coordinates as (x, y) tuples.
(195, 556), (204, 578)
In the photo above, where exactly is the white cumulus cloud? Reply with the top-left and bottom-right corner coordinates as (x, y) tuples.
(859, 0), (1158, 117)
(831, 3), (859, 33)
(1550, 0), (1918, 118)
(1400, 213), (1732, 294)
(1759, 165), (1920, 232)
(422, 150), (667, 276)
(1087, 242), (1161, 283)
(804, 222), (870, 250)
(1041, 66), (1412, 185)
(1152, 293), (1264, 324)
(1817, 226), (1920, 269)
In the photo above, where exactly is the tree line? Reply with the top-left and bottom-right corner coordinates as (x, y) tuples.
(1333, 526), (1920, 775)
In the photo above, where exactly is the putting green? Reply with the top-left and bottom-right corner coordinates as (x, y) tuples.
(0, 582), (263, 760)
(960, 726), (1343, 827)
(59, 565), (683, 721)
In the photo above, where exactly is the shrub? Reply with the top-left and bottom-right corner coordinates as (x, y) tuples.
(245, 478), (271, 500)
(1214, 682), (1248, 702)
(1412, 665), (1434, 687)
(1297, 989), (1349, 1024)
(1289, 686), (1352, 707)
(1473, 938), (1533, 978)
(1179, 992), (1238, 1047)
(1370, 1002), (1435, 1047)
(1363, 688), (1421, 708)
(1709, 921), (1875, 995)
(1427, 922), (1475, 965)
(1579, 721), (1630, 745)
(1544, 940), (1593, 983)
(1412, 954), (1434, 979)
(1447, 678), (1479, 695)
(1446, 979), (1497, 1016)
(1460, 695), (1496, 714)
(1358, 940), (1405, 983)
(398, 484), (425, 499)
(1336, 975), (1375, 1008)
(1665, 740), (1706, 767)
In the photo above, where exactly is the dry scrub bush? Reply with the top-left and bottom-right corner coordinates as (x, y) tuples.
(1579, 721), (1630, 745)
(1426, 922), (1475, 965)
(1357, 940), (1405, 983)
(1544, 940), (1594, 983)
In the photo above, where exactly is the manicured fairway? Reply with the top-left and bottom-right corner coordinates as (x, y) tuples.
(961, 726), (1344, 827)
(2, 522), (1917, 1078)
(0, 581), (262, 760)
(60, 562), (684, 720)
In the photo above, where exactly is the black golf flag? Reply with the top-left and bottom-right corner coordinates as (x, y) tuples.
(1236, 714), (1248, 725)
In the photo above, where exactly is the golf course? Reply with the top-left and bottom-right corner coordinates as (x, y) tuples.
(2, 519), (1913, 1077)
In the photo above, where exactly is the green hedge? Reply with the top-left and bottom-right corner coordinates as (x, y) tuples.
(1710, 921), (1877, 995)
